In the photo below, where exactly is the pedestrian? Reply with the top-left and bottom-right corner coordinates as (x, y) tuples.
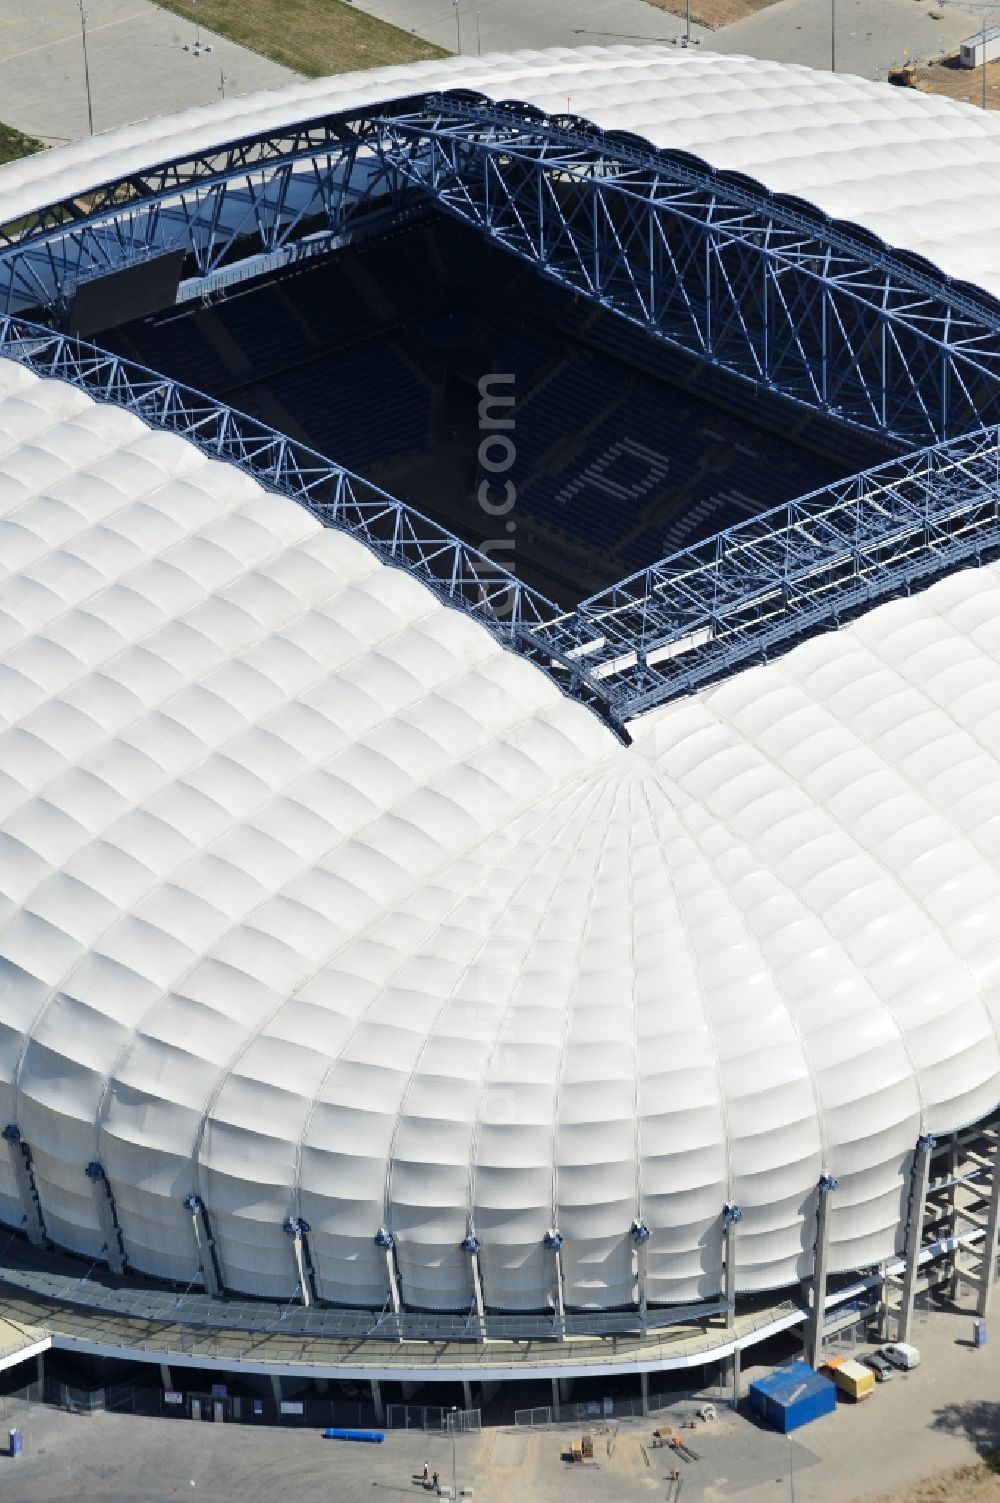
(422, 1462), (429, 1482)
(431, 1471), (439, 1493)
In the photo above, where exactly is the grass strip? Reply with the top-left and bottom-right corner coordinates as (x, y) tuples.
(0, 123), (45, 167)
(151, 0), (448, 79)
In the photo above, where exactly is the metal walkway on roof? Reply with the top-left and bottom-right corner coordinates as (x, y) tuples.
(5, 92), (1000, 446)
(3, 92), (1000, 728)
(3, 316), (1000, 730)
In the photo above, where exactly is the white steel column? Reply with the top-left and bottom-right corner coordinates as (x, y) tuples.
(805, 1174), (837, 1369)
(898, 1136), (935, 1346)
(375, 1227), (402, 1317)
(942, 1133), (960, 1302)
(978, 1131), (1000, 1319)
(544, 1229), (566, 1338)
(371, 1379), (384, 1426)
(85, 1161), (124, 1275)
(1, 1126), (44, 1246)
(462, 1233), (486, 1337)
(283, 1218), (312, 1307)
(722, 1203), (741, 1331)
(183, 1193), (222, 1296)
(631, 1219), (650, 1334)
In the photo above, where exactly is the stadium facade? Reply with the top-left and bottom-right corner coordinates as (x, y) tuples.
(0, 46), (999, 1393)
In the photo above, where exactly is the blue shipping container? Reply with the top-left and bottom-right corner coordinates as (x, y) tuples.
(748, 1361), (837, 1434)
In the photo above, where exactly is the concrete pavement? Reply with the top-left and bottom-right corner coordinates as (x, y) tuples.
(348, 0), (985, 79)
(714, 0), (984, 80)
(331, 0), (709, 57)
(0, 0), (296, 143)
(1, 0), (990, 151)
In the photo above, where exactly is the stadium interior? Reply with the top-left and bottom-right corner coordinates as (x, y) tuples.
(101, 212), (895, 604)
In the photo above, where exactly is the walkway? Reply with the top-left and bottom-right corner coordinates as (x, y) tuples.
(0, 1315), (50, 1374)
(0, 1282), (802, 1380)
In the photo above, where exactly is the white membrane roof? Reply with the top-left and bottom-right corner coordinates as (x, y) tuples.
(3, 45), (1000, 298)
(1, 358), (1000, 1308)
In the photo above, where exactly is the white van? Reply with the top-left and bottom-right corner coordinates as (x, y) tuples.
(881, 1342), (920, 1370)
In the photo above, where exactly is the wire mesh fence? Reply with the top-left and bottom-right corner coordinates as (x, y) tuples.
(386, 1405), (481, 1432)
(0, 1376), (383, 1429)
(0, 1379), (42, 1427)
(513, 1404), (551, 1428)
(1, 1375), (493, 1433)
(513, 1377), (729, 1429)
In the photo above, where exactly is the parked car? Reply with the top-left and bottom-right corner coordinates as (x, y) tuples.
(821, 1358), (875, 1401)
(881, 1342), (920, 1370)
(860, 1351), (894, 1382)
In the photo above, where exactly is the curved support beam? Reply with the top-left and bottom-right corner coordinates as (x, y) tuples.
(631, 1220), (650, 1334)
(897, 1137), (935, 1344)
(85, 1162), (126, 1276)
(2, 1126), (45, 1247)
(544, 1229), (566, 1338)
(374, 1227), (402, 1321)
(722, 1203), (741, 1332)
(284, 1218), (315, 1307)
(380, 96), (1000, 447)
(3, 316), (1000, 736)
(183, 1194), (223, 1297)
(804, 1175), (838, 1368)
(4, 95), (1000, 447)
(461, 1235), (486, 1339)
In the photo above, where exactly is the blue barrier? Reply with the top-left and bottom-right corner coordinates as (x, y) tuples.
(323, 1428), (385, 1443)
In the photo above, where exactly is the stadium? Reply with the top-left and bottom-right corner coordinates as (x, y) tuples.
(0, 43), (999, 1417)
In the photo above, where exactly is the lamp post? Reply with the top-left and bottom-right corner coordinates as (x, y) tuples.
(985, 14), (990, 109)
(672, 2), (699, 49)
(78, 1), (94, 135)
(450, 1406), (458, 1500)
(939, 0), (1000, 110)
(453, 0), (461, 54)
(831, 0), (836, 73)
(963, 1), (1000, 109)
